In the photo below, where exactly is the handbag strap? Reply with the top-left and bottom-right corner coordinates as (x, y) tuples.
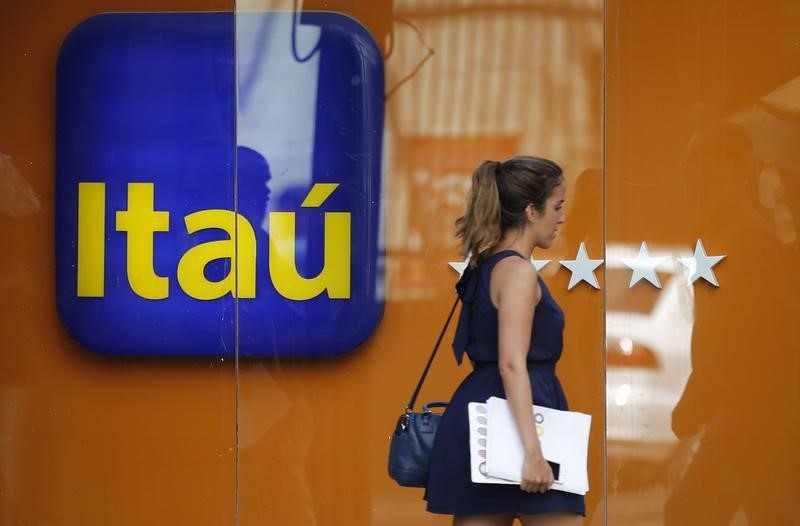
(405, 294), (461, 411)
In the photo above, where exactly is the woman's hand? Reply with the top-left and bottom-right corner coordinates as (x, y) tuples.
(520, 452), (554, 493)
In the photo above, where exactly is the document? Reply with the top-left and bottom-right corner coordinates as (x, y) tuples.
(468, 397), (591, 495)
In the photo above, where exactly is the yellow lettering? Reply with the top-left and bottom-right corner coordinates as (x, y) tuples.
(77, 182), (106, 297)
(301, 183), (339, 207)
(269, 211), (350, 300)
(177, 210), (256, 300)
(115, 183), (170, 299)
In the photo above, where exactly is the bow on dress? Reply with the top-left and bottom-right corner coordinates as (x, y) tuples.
(452, 264), (480, 365)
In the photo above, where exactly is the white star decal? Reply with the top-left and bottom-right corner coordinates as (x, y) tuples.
(678, 239), (726, 286)
(530, 257), (551, 271)
(559, 242), (604, 290)
(448, 252), (473, 277)
(448, 258), (469, 278)
(620, 242), (668, 288)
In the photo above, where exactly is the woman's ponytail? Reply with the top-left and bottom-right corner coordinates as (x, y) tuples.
(455, 160), (503, 264)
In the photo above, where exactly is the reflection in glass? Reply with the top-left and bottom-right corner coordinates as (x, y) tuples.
(606, 244), (693, 473)
(607, 3), (800, 523)
(666, 97), (800, 526)
(236, 2), (603, 524)
(235, 11), (384, 358)
(386, 0), (603, 298)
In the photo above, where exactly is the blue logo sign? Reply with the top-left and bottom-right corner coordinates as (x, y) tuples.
(56, 12), (384, 357)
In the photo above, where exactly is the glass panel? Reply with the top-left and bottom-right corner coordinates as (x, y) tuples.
(236, 0), (604, 524)
(606, 1), (800, 523)
(234, 4), (385, 524)
(1, 1), (236, 524)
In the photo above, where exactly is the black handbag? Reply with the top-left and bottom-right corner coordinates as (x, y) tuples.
(388, 295), (460, 488)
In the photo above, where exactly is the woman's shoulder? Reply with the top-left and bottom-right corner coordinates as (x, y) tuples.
(491, 251), (538, 287)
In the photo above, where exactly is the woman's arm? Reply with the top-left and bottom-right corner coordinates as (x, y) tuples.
(493, 257), (554, 493)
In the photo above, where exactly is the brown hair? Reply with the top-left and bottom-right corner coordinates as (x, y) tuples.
(455, 156), (563, 263)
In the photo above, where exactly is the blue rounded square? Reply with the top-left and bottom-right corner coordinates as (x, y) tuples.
(55, 12), (384, 357)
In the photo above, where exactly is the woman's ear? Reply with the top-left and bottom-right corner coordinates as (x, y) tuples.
(526, 203), (537, 222)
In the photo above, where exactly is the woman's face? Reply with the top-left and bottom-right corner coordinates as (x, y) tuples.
(532, 182), (566, 249)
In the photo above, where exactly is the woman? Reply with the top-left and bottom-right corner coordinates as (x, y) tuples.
(425, 157), (584, 525)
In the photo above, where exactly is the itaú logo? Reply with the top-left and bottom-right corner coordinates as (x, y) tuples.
(76, 181), (350, 302)
(55, 11), (384, 357)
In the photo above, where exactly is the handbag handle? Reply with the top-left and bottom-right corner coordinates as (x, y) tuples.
(405, 294), (461, 412)
(422, 401), (449, 413)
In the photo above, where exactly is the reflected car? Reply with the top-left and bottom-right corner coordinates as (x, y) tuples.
(605, 244), (695, 472)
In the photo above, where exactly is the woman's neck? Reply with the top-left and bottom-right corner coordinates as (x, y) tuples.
(492, 229), (535, 258)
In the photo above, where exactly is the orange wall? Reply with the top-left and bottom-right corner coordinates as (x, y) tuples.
(0, 2), (236, 525)
(606, 0), (800, 524)
(7, 1), (798, 525)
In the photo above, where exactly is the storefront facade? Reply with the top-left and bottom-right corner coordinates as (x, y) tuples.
(1, 1), (797, 523)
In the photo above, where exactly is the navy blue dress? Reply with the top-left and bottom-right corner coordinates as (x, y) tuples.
(424, 250), (585, 516)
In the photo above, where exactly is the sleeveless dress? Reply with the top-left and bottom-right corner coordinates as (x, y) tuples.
(424, 250), (585, 516)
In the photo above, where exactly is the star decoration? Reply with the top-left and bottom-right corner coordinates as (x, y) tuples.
(530, 257), (551, 271)
(559, 242), (604, 290)
(678, 239), (726, 286)
(620, 242), (668, 288)
(448, 258), (469, 278)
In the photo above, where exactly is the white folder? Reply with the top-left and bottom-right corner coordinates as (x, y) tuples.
(468, 397), (591, 495)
